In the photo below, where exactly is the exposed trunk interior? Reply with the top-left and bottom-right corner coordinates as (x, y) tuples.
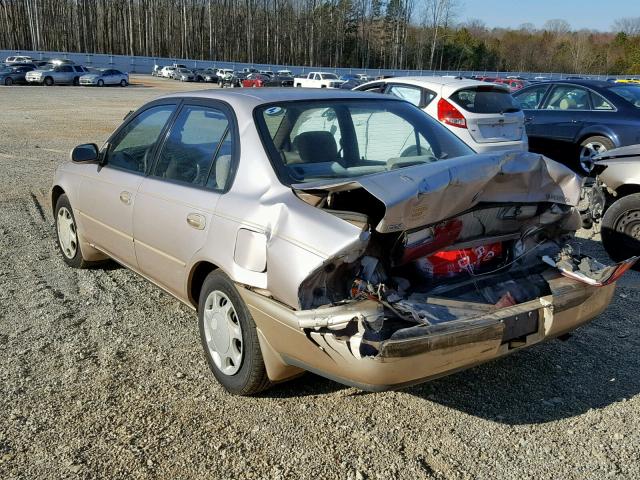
(295, 186), (589, 356)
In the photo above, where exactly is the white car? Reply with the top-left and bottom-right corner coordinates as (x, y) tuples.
(294, 72), (345, 88)
(5, 55), (33, 64)
(159, 66), (176, 78)
(356, 77), (528, 154)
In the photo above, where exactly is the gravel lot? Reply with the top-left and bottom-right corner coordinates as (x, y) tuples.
(1, 76), (639, 480)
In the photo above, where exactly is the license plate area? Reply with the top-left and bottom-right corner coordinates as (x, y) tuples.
(501, 310), (539, 346)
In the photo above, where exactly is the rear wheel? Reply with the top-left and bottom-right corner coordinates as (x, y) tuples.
(601, 193), (640, 264)
(578, 136), (613, 173)
(198, 270), (270, 395)
(44, 76), (54, 86)
(120, 79), (128, 87)
(73, 76), (79, 86)
(55, 194), (90, 268)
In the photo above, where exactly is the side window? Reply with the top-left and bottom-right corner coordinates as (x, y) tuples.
(153, 106), (231, 190)
(386, 85), (423, 107)
(107, 105), (176, 174)
(544, 86), (590, 110)
(514, 84), (550, 109)
(61, 66), (73, 72)
(590, 92), (614, 110)
(73, 66), (83, 72)
(359, 82), (385, 93)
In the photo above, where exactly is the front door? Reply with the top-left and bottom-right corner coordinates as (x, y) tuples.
(77, 103), (177, 268)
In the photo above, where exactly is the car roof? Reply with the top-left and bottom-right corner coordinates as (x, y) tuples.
(538, 79), (614, 89)
(363, 75), (508, 90)
(158, 88), (396, 105)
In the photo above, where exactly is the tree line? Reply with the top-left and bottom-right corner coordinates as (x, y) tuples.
(1, 0), (639, 74)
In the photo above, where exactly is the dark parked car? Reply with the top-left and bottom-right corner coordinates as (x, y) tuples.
(513, 80), (640, 173)
(0, 64), (35, 85)
(194, 68), (218, 83)
(241, 73), (293, 87)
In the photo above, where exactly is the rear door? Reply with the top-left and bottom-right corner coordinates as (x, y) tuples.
(535, 84), (591, 142)
(448, 86), (525, 143)
(133, 101), (236, 298)
(384, 83), (437, 109)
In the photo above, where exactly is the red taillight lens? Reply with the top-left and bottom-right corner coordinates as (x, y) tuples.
(437, 98), (467, 128)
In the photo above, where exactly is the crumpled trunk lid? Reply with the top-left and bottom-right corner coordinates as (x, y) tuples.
(293, 151), (581, 234)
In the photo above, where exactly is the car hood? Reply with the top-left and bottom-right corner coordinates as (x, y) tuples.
(293, 151), (581, 234)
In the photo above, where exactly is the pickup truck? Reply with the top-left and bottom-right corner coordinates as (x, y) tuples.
(294, 71), (344, 88)
(26, 64), (89, 86)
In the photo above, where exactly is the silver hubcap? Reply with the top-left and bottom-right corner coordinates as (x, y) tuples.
(57, 207), (78, 259)
(616, 210), (640, 241)
(579, 141), (607, 173)
(203, 290), (243, 375)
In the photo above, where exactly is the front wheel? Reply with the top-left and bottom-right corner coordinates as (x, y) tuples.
(55, 194), (90, 268)
(578, 136), (613, 173)
(120, 79), (128, 87)
(44, 76), (54, 86)
(97, 79), (104, 87)
(5, 77), (12, 86)
(601, 193), (640, 264)
(198, 270), (270, 395)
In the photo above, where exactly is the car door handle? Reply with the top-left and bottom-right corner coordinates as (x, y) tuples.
(524, 116), (534, 124)
(119, 191), (132, 205)
(186, 213), (206, 230)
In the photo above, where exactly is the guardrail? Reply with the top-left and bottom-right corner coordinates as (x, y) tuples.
(2, 49), (639, 81)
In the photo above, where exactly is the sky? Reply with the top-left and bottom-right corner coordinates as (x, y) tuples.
(461, 0), (640, 32)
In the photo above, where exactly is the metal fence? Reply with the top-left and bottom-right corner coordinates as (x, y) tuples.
(2, 48), (639, 81)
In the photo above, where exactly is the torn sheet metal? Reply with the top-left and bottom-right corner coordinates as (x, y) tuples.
(543, 249), (639, 286)
(293, 151), (582, 233)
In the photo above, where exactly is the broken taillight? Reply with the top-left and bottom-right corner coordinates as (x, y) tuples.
(438, 98), (467, 128)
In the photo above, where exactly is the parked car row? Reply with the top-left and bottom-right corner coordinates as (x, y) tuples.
(2, 56), (128, 87)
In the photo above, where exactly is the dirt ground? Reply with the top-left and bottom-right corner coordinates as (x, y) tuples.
(1, 76), (639, 480)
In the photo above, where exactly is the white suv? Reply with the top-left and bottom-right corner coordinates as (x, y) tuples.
(356, 76), (528, 154)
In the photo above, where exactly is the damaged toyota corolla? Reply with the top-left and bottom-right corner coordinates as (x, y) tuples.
(52, 89), (636, 395)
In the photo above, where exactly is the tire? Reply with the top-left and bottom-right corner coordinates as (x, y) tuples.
(120, 79), (128, 87)
(73, 76), (79, 86)
(97, 79), (104, 87)
(54, 194), (90, 269)
(578, 136), (614, 173)
(5, 77), (13, 86)
(44, 76), (53, 86)
(198, 270), (270, 395)
(601, 193), (640, 264)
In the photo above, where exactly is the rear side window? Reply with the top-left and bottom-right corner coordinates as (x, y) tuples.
(514, 84), (550, 109)
(609, 85), (640, 108)
(153, 106), (231, 190)
(449, 87), (520, 113)
(386, 85), (423, 107)
(590, 92), (614, 110)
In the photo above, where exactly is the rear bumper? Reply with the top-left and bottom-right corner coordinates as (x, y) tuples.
(472, 139), (529, 154)
(240, 275), (615, 390)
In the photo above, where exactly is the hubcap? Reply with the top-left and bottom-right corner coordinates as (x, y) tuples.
(57, 207), (78, 259)
(616, 210), (640, 241)
(203, 290), (243, 375)
(579, 141), (607, 173)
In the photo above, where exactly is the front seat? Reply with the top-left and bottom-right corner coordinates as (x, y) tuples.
(293, 131), (338, 163)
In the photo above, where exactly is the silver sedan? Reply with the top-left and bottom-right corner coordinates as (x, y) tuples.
(79, 68), (129, 87)
(51, 89), (626, 395)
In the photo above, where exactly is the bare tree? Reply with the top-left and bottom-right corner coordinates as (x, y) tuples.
(612, 17), (640, 36)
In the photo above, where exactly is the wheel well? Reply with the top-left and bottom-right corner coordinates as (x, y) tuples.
(614, 184), (640, 200)
(577, 132), (613, 147)
(51, 185), (65, 215)
(188, 261), (219, 308)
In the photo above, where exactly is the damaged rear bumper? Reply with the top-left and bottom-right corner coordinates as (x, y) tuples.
(239, 276), (616, 391)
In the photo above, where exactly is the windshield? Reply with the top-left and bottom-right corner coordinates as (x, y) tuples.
(255, 99), (474, 185)
(609, 85), (640, 108)
(450, 87), (520, 113)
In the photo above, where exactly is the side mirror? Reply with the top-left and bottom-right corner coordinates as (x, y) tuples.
(71, 143), (99, 164)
